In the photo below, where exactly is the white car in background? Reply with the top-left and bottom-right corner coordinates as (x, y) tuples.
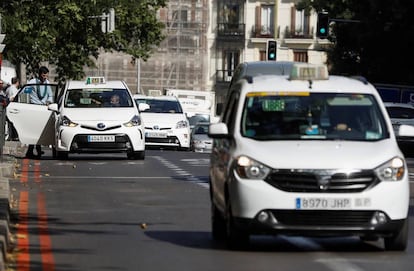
(134, 95), (191, 150)
(7, 76), (146, 159)
(384, 102), (414, 155)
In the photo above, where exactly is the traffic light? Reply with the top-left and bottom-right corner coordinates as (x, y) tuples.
(266, 39), (277, 61)
(316, 12), (329, 38)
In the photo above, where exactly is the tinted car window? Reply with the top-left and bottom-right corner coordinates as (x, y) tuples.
(386, 106), (414, 119)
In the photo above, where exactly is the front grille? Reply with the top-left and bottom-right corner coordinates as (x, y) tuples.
(271, 210), (375, 227)
(265, 169), (378, 193)
(146, 136), (179, 144)
(145, 127), (171, 130)
(71, 134), (130, 151)
(80, 125), (122, 131)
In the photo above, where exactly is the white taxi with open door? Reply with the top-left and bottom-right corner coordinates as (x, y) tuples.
(7, 77), (146, 159)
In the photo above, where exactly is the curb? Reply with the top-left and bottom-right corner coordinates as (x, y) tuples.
(0, 141), (25, 271)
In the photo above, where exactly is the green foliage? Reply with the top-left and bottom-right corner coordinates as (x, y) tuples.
(1, 0), (166, 82)
(298, 0), (414, 84)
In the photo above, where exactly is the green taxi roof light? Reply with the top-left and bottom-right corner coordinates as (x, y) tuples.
(289, 63), (329, 81)
(86, 76), (106, 84)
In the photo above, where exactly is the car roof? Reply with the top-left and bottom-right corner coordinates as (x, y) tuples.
(134, 95), (179, 102)
(66, 79), (128, 89)
(383, 102), (414, 108)
(236, 74), (378, 95)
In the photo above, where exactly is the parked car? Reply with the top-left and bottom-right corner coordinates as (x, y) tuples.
(7, 76), (146, 159)
(134, 95), (191, 150)
(384, 102), (414, 155)
(190, 122), (212, 153)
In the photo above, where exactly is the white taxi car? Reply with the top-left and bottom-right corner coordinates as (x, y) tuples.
(7, 77), (146, 159)
(134, 95), (191, 150)
(208, 63), (413, 250)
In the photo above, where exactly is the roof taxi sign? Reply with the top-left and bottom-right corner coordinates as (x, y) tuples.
(289, 63), (329, 81)
(86, 76), (106, 85)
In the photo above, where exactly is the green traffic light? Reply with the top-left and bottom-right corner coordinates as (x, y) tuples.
(320, 28), (326, 34)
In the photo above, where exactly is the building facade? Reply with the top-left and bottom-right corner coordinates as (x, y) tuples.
(85, 1), (331, 107)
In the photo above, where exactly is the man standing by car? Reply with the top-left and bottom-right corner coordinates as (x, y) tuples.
(26, 66), (54, 158)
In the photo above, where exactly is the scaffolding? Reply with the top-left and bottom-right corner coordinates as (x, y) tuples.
(139, 0), (209, 94)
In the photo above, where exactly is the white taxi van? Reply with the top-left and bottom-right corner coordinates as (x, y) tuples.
(208, 63), (413, 250)
(7, 77), (146, 159)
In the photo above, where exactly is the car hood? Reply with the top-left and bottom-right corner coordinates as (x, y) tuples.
(63, 108), (137, 122)
(141, 112), (187, 127)
(234, 139), (402, 169)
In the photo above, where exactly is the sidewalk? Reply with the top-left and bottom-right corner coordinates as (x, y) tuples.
(0, 141), (26, 271)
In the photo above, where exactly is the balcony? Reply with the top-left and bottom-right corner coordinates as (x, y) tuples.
(251, 25), (275, 39)
(283, 26), (314, 39)
(217, 23), (245, 41)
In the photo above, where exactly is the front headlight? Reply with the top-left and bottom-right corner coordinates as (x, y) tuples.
(374, 157), (405, 181)
(176, 120), (188, 129)
(124, 115), (141, 127)
(234, 155), (271, 179)
(61, 116), (78, 127)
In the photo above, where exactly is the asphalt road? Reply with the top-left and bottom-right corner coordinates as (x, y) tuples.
(7, 149), (414, 271)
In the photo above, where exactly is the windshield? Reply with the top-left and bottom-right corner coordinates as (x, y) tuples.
(136, 98), (183, 113)
(64, 88), (133, 108)
(241, 92), (388, 141)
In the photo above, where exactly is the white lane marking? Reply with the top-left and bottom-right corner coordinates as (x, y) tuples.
(152, 156), (209, 189)
(280, 236), (365, 271)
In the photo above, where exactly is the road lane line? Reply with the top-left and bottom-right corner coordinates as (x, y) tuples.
(37, 193), (55, 271)
(17, 191), (30, 271)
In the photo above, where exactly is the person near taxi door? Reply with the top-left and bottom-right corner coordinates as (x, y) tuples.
(26, 66), (54, 158)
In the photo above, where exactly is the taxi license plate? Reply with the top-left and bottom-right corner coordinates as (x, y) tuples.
(296, 198), (351, 209)
(146, 132), (167, 138)
(87, 135), (115, 142)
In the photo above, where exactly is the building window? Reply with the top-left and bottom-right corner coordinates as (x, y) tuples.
(260, 5), (274, 35)
(224, 50), (240, 79)
(289, 6), (311, 38)
(294, 51), (308, 62)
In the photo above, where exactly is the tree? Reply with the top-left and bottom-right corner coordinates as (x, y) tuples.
(0, 0), (166, 82)
(298, 0), (414, 85)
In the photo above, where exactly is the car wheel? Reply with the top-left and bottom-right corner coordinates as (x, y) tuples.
(127, 151), (145, 160)
(56, 151), (69, 160)
(384, 219), (408, 251)
(225, 202), (249, 250)
(211, 202), (226, 241)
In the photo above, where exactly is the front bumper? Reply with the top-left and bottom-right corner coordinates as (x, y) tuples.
(228, 171), (410, 236)
(233, 210), (406, 238)
(56, 126), (145, 153)
(145, 128), (190, 148)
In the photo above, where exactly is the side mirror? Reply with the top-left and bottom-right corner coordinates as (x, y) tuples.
(208, 122), (229, 138)
(138, 103), (150, 112)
